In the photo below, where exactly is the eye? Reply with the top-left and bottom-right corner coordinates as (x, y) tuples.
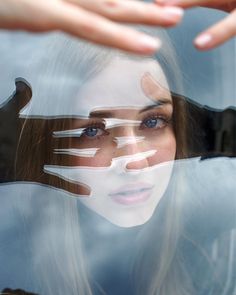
(82, 125), (107, 138)
(142, 116), (168, 129)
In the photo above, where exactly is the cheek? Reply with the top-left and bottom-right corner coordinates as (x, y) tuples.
(72, 145), (115, 167)
(126, 129), (176, 170)
(154, 130), (176, 162)
(70, 129), (176, 168)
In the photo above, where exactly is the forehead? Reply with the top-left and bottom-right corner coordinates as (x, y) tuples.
(21, 57), (169, 118)
(74, 58), (169, 117)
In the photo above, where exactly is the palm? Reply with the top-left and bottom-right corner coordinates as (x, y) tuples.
(0, 79), (90, 196)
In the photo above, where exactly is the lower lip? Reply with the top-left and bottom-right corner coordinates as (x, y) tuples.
(109, 187), (153, 205)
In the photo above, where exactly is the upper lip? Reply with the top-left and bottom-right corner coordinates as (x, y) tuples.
(109, 183), (154, 197)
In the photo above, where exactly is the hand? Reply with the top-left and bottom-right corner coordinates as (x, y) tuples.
(0, 78), (91, 196)
(0, 0), (184, 55)
(155, 0), (236, 50)
(0, 78), (32, 182)
(1, 288), (38, 295)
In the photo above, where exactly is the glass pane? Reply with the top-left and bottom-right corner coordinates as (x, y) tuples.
(0, 8), (235, 295)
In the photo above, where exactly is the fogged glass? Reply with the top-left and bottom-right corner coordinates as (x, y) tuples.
(0, 8), (235, 295)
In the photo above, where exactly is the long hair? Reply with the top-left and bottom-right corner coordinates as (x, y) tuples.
(13, 29), (198, 295)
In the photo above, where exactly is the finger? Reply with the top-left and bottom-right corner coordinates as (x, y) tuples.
(154, 0), (224, 8)
(67, 0), (184, 26)
(1, 78), (32, 112)
(1, 288), (36, 295)
(0, 0), (162, 55)
(50, 2), (162, 55)
(155, 0), (236, 12)
(42, 172), (91, 196)
(49, 150), (113, 167)
(0, 0), (57, 30)
(14, 78), (32, 108)
(194, 9), (236, 50)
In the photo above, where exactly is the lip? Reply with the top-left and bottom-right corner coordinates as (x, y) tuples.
(109, 183), (154, 205)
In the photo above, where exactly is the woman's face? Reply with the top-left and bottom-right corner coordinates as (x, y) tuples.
(44, 57), (176, 227)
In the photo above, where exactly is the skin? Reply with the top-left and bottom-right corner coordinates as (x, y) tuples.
(1, 58), (176, 227)
(155, 0), (236, 50)
(0, 0), (184, 55)
(75, 102), (176, 227)
(67, 58), (176, 227)
(1, 0), (234, 52)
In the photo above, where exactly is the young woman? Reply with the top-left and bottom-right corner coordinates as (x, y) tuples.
(0, 29), (235, 295)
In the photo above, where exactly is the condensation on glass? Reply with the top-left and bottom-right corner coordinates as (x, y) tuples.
(0, 7), (235, 295)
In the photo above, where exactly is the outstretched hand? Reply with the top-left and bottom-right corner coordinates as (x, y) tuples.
(0, 79), (91, 196)
(0, 79), (32, 182)
(1, 288), (38, 295)
(155, 0), (236, 50)
(0, 0), (184, 55)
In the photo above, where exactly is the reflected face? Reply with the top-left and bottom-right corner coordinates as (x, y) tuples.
(44, 58), (176, 227)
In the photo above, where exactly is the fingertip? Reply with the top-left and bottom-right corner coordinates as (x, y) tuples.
(154, 0), (166, 4)
(135, 35), (162, 55)
(194, 33), (213, 50)
(162, 6), (184, 22)
(15, 78), (32, 97)
(154, 0), (179, 5)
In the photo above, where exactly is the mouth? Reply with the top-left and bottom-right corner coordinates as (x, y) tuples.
(109, 183), (154, 205)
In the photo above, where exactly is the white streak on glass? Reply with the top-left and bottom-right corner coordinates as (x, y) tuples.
(51, 118), (142, 140)
(44, 149), (158, 184)
(111, 150), (157, 172)
(114, 136), (145, 148)
(53, 128), (84, 138)
(104, 118), (141, 129)
(54, 148), (99, 157)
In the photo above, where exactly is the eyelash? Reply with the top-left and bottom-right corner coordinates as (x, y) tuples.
(80, 112), (172, 139)
(140, 113), (172, 130)
(81, 121), (109, 139)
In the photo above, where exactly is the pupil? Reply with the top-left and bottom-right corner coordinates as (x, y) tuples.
(145, 118), (157, 128)
(85, 127), (98, 137)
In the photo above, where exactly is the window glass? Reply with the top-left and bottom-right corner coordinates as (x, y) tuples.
(0, 8), (235, 295)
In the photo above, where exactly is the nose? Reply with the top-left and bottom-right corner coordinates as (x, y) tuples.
(126, 155), (150, 170)
(113, 128), (150, 170)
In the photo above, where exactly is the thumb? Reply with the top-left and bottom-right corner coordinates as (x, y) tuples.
(1, 77), (32, 113)
(14, 77), (32, 112)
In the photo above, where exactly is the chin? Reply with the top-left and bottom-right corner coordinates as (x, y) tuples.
(104, 209), (155, 228)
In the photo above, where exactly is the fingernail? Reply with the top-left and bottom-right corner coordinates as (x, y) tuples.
(155, 0), (165, 4)
(138, 36), (162, 52)
(163, 7), (184, 20)
(194, 34), (212, 48)
(155, 0), (179, 4)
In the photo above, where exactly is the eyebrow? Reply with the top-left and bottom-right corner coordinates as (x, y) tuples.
(89, 99), (172, 118)
(89, 111), (112, 118)
(139, 99), (172, 113)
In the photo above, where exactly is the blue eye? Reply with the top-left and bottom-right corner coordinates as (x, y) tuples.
(144, 118), (159, 128)
(82, 126), (107, 138)
(84, 127), (98, 137)
(143, 117), (166, 129)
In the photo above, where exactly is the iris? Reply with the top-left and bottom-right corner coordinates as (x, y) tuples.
(144, 117), (159, 128)
(84, 127), (99, 137)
